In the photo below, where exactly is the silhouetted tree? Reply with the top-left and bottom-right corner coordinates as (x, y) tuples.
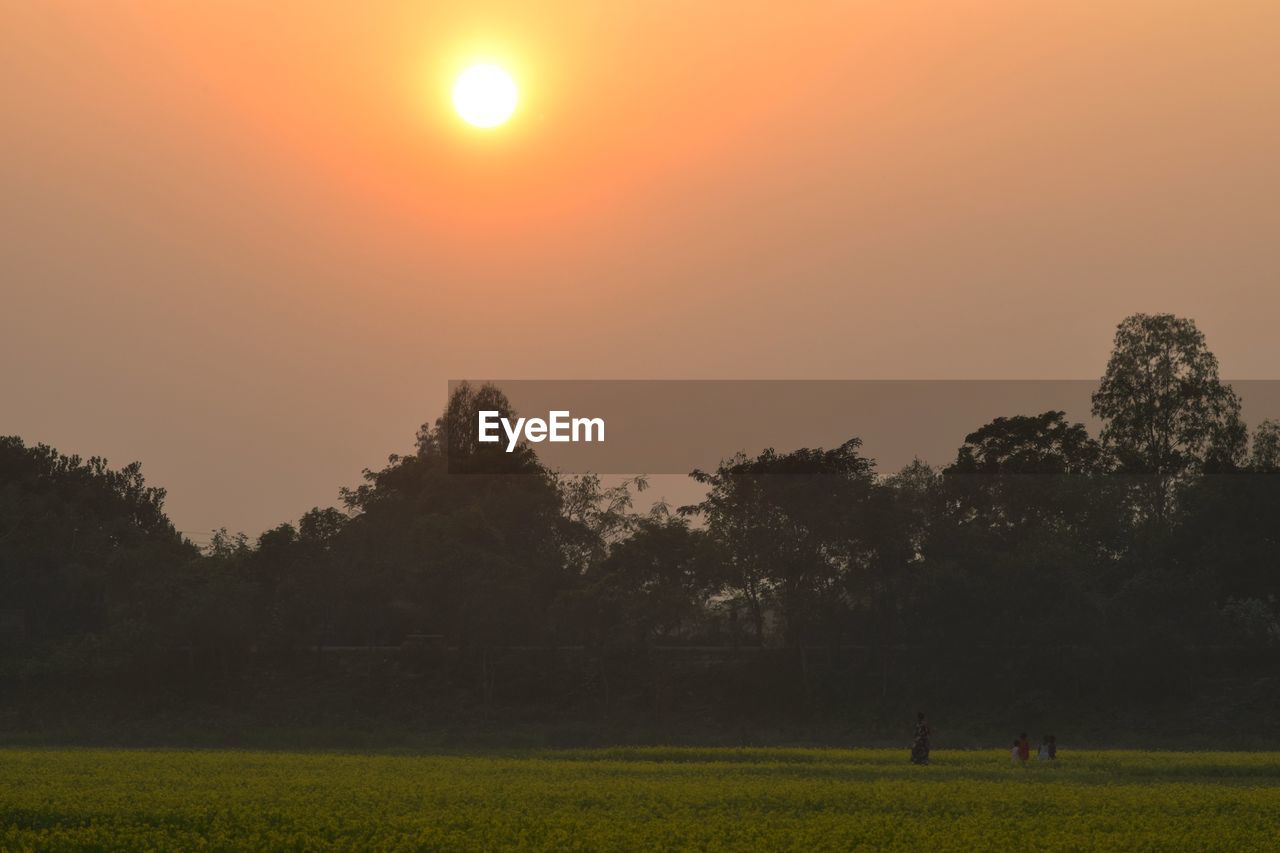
(333, 383), (568, 646)
(944, 411), (1112, 533)
(0, 437), (194, 650)
(915, 413), (1117, 649)
(5, 313), (1280, 730)
(553, 509), (715, 646)
(685, 440), (878, 646)
(1251, 420), (1280, 472)
(1091, 313), (1246, 521)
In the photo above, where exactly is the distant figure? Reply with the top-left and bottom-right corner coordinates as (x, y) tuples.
(1017, 732), (1030, 765)
(1048, 734), (1058, 762)
(1010, 740), (1020, 767)
(910, 712), (931, 765)
(1037, 735), (1051, 762)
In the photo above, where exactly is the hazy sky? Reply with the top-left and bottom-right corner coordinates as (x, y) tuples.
(4, 1), (1279, 538)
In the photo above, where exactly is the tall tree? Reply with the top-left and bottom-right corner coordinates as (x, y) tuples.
(1091, 313), (1245, 520)
(424, 381), (524, 466)
(335, 383), (568, 646)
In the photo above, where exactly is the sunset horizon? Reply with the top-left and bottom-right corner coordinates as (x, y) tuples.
(4, 3), (1280, 849)
(6, 1), (1280, 536)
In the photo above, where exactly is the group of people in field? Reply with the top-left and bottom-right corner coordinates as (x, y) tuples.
(1011, 732), (1058, 766)
(908, 714), (1060, 766)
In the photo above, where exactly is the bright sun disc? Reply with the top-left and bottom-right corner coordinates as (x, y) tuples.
(452, 64), (518, 128)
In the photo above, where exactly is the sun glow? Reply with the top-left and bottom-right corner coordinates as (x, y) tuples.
(452, 64), (518, 128)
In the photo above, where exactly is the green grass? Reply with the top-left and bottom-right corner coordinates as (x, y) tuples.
(2, 748), (1278, 850)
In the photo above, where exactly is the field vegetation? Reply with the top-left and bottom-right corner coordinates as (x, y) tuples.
(3, 748), (1279, 850)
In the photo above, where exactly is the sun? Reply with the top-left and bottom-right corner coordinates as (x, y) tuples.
(452, 64), (518, 129)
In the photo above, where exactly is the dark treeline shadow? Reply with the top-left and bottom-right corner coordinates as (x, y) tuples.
(2, 312), (1278, 748)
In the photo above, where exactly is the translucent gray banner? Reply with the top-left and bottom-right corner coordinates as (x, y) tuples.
(446, 380), (1280, 475)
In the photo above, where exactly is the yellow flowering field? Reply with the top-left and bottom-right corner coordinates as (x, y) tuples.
(2, 747), (1278, 850)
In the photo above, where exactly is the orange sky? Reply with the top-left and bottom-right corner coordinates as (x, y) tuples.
(4, 1), (1279, 537)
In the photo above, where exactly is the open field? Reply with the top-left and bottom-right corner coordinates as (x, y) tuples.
(3, 747), (1279, 850)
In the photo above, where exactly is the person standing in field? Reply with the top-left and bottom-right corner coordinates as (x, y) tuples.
(910, 711), (931, 765)
(1038, 735), (1051, 762)
(1010, 740), (1021, 767)
(1048, 734), (1058, 763)
(1017, 732), (1031, 765)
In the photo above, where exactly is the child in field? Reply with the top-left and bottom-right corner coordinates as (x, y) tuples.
(1010, 740), (1020, 767)
(1038, 735), (1051, 762)
(1017, 732), (1030, 765)
(1048, 735), (1058, 762)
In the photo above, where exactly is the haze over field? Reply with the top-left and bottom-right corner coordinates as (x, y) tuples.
(3, 1), (1279, 535)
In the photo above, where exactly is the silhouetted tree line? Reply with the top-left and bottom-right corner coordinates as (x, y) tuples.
(3, 314), (1279, 684)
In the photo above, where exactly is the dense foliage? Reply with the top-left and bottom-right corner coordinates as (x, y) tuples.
(2, 313), (1278, 706)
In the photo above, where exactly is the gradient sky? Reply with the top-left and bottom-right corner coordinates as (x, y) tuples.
(4, 1), (1279, 538)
